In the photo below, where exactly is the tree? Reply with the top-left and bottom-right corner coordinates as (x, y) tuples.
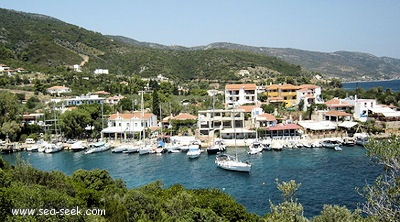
(0, 91), (22, 140)
(265, 179), (307, 222)
(58, 109), (92, 139)
(152, 90), (160, 117)
(359, 135), (400, 221)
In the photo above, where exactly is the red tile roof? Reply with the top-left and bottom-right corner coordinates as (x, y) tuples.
(237, 105), (259, 113)
(325, 98), (352, 107)
(325, 110), (352, 117)
(172, 113), (197, 120)
(109, 112), (154, 120)
(266, 123), (301, 131)
(257, 113), (276, 121)
(225, 84), (257, 90)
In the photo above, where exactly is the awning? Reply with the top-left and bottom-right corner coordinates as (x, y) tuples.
(338, 121), (358, 129)
(298, 121), (336, 131)
(101, 126), (143, 133)
(221, 128), (256, 134)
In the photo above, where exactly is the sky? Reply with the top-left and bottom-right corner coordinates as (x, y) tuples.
(1, 0), (400, 59)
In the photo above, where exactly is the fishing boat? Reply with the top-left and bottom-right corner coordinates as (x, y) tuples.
(85, 141), (109, 154)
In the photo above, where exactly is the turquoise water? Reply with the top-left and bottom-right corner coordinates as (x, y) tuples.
(1, 146), (381, 218)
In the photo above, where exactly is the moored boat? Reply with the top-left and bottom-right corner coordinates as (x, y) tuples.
(70, 141), (87, 152)
(44, 142), (63, 153)
(187, 147), (202, 159)
(215, 154), (251, 172)
(85, 141), (109, 154)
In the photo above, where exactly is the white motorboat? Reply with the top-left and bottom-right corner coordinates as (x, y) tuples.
(70, 141), (87, 152)
(85, 141), (109, 154)
(215, 154), (251, 172)
(44, 142), (63, 153)
(187, 147), (201, 159)
(320, 139), (342, 148)
(112, 144), (129, 153)
(26, 144), (39, 152)
(248, 141), (263, 155)
(206, 139), (226, 155)
(139, 145), (154, 155)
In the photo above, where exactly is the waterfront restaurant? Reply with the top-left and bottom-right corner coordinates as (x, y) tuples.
(259, 123), (302, 138)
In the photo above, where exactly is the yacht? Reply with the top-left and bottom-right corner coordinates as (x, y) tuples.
(206, 139), (226, 155)
(215, 154), (251, 172)
(44, 142), (63, 153)
(187, 147), (202, 159)
(70, 140), (87, 152)
(247, 140), (263, 155)
(85, 141), (109, 154)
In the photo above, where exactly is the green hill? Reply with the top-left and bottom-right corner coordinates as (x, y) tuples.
(0, 8), (303, 83)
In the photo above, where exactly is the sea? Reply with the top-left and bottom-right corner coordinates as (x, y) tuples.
(1, 146), (382, 218)
(342, 79), (400, 92)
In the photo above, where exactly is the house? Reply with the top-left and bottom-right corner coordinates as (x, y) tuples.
(225, 84), (258, 108)
(63, 94), (104, 107)
(101, 112), (157, 140)
(297, 84), (324, 111)
(263, 83), (323, 109)
(0, 64), (10, 72)
(94, 69), (109, 74)
(47, 86), (71, 96)
(104, 95), (125, 105)
(73, 64), (81, 72)
(197, 108), (246, 136)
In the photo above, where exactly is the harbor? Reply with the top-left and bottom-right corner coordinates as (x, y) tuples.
(1, 144), (381, 218)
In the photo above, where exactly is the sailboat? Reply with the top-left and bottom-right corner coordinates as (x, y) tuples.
(215, 105), (251, 172)
(207, 95), (226, 154)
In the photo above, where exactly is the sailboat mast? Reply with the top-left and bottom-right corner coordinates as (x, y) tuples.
(233, 104), (238, 160)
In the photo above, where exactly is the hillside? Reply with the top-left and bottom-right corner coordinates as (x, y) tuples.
(0, 8), (303, 83)
(113, 39), (400, 82)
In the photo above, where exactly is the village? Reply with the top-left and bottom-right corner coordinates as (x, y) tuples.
(14, 71), (400, 152)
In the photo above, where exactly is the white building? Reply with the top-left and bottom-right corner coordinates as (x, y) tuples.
(94, 69), (109, 74)
(344, 96), (376, 122)
(63, 94), (104, 107)
(197, 108), (246, 136)
(225, 84), (258, 108)
(101, 112), (157, 140)
(47, 86), (71, 96)
(296, 84), (324, 111)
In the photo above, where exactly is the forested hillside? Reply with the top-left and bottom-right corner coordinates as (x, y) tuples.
(0, 8), (303, 82)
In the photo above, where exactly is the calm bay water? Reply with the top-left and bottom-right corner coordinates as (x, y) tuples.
(1, 146), (381, 218)
(343, 79), (400, 92)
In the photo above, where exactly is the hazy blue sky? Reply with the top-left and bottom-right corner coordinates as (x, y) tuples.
(1, 0), (399, 58)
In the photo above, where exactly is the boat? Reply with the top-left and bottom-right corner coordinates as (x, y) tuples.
(187, 147), (202, 159)
(85, 141), (109, 154)
(334, 146), (342, 151)
(26, 144), (39, 152)
(70, 140), (87, 152)
(139, 144), (154, 155)
(320, 139), (342, 148)
(179, 140), (201, 152)
(207, 139), (226, 155)
(215, 105), (251, 173)
(112, 144), (129, 153)
(215, 154), (251, 172)
(122, 144), (140, 154)
(247, 140), (263, 155)
(44, 142), (63, 153)
(354, 133), (369, 147)
(270, 140), (284, 151)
